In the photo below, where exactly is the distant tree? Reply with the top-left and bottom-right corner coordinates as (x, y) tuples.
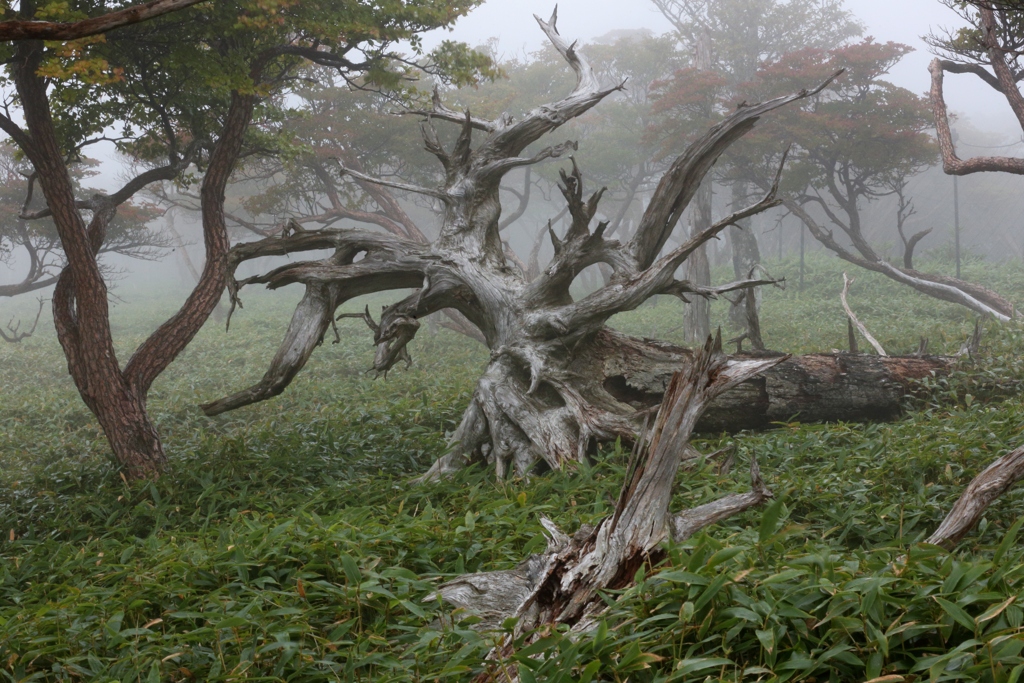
(0, 145), (166, 337)
(0, 0), (486, 479)
(650, 0), (862, 335)
(156, 83), (434, 241)
(745, 40), (1016, 320)
(648, 38), (727, 343)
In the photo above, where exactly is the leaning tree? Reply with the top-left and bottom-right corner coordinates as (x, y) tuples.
(200, 12), (959, 483)
(0, 0), (487, 480)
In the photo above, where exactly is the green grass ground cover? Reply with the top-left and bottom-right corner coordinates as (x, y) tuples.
(3, 254), (1024, 681)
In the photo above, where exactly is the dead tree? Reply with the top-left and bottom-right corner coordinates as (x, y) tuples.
(201, 11), (847, 481)
(200, 15), (958, 480)
(840, 273), (886, 356)
(435, 334), (782, 677)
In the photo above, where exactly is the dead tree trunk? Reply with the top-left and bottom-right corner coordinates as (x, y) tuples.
(435, 334), (783, 679)
(202, 11), (842, 481)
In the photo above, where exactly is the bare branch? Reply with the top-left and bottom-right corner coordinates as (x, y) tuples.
(201, 286), (337, 416)
(930, 57), (1024, 175)
(785, 199), (1015, 321)
(336, 164), (449, 202)
(480, 140), (578, 181)
(0, 0), (208, 41)
(840, 273), (887, 356)
(479, 9), (625, 159)
(498, 167), (533, 232)
(671, 458), (772, 541)
(541, 156), (788, 335)
(629, 70), (841, 269)
(937, 59), (1002, 90)
(404, 86), (497, 132)
(927, 444), (1024, 548)
(0, 297), (45, 343)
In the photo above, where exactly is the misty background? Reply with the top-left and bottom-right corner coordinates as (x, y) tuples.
(2, 0), (1021, 308)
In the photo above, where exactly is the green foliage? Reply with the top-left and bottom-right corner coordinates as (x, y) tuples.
(2, 0), (493, 172)
(3, 256), (1024, 680)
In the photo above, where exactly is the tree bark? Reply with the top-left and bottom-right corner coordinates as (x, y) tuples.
(582, 329), (950, 434)
(928, 5), (1024, 176)
(927, 443), (1024, 549)
(12, 41), (166, 479)
(8, 38), (251, 479)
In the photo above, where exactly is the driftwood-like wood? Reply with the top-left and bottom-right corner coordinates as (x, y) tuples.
(840, 273), (887, 356)
(201, 12), (841, 480)
(927, 444), (1024, 548)
(435, 335), (782, 680)
(585, 329), (952, 433)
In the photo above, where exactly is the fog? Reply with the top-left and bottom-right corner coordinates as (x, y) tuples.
(423, 0), (1023, 135)
(3, 0), (1023, 305)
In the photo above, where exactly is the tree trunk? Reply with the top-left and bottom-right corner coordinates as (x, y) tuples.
(418, 329), (953, 480)
(684, 183), (712, 345)
(9, 38), (252, 479)
(728, 181), (762, 330)
(11, 41), (167, 478)
(683, 32), (713, 345)
(590, 330), (952, 432)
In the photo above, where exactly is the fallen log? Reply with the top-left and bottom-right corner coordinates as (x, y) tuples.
(415, 328), (957, 481)
(590, 330), (954, 434)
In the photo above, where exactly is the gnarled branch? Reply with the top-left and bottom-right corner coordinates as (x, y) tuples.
(927, 444), (1024, 548)
(930, 58), (1024, 175)
(628, 72), (840, 270)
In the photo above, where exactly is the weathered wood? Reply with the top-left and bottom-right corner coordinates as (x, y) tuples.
(204, 13), (845, 482)
(590, 329), (953, 434)
(841, 272), (886, 356)
(927, 444), (1024, 548)
(435, 336), (781, 681)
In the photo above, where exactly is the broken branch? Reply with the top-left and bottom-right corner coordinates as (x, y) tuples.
(840, 273), (887, 356)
